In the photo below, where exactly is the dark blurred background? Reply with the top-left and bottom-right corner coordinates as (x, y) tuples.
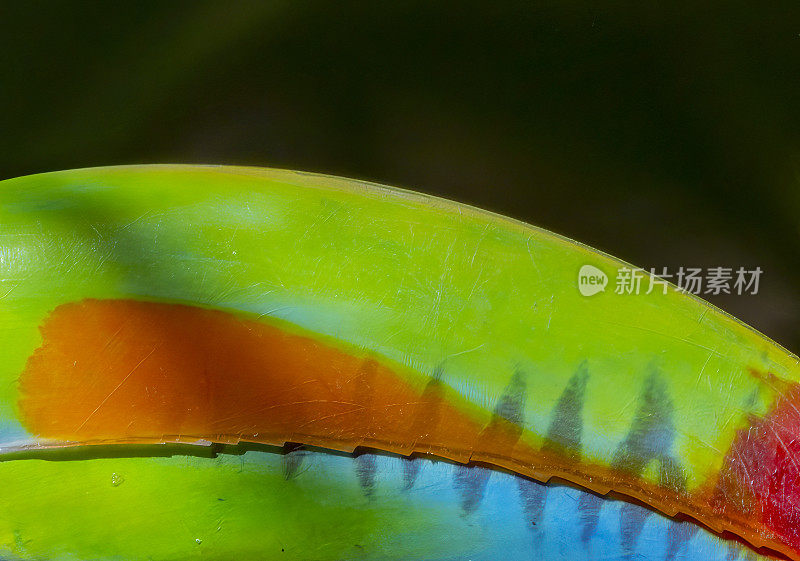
(2, 1), (798, 349)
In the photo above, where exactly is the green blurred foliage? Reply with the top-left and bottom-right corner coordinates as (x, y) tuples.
(1, 1), (798, 347)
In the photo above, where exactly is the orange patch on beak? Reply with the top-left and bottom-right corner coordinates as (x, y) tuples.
(17, 299), (505, 458)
